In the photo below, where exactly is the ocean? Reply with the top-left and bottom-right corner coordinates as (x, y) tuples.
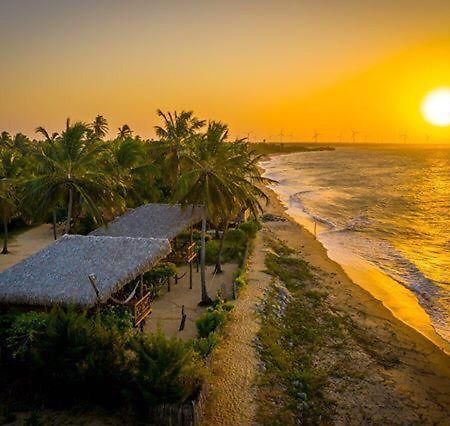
(261, 144), (450, 344)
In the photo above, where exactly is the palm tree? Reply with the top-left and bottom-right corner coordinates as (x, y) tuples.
(0, 131), (12, 149)
(25, 122), (114, 234)
(91, 115), (109, 139)
(35, 126), (59, 143)
(0, 149), (20, 253)
(117, 124), (133, 139)
(155, 110), (205, 187)
(175, 125), (268, 303)
(106, 136), (159, 207)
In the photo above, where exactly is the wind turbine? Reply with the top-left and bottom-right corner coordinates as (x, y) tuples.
(312, 130), (321, 143)
(351, 130), (359, 143)
(400, 132), (408, 144)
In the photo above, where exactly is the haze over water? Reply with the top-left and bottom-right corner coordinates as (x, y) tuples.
(262, 145), (450, 343)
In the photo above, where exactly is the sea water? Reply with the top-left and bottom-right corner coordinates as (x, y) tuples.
(261, 144), (450, 343)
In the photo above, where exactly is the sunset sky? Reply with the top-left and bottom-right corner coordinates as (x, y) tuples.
(1, 0), (449, 143)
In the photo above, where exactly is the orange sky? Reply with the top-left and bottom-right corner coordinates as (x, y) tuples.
(1, 1), (449, 142)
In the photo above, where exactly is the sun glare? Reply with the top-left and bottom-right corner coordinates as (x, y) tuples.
(421, 88), (450, 127)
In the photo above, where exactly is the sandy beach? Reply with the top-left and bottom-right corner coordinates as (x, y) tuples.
(204, 184), (450, 424)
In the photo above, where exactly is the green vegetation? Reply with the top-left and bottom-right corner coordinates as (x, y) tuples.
(193, 299), (234, 358)
(0, 307), (204, 419)
(205, 220), (260, 265)
(195, 300), (233, 338)
(256, 238), (340, 424)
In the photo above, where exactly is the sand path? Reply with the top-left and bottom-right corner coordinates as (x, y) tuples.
(0, 224), (54, 272)
(202, 232), (270, 425)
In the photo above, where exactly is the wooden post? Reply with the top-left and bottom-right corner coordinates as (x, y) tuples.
(314, 220), (317, 238)
(189, 226), (193, 289)
(139, 274), (144, 298)
(167, 276), (171, 292)
(179, 305), (187, 331)
(200, 214), (211, 304)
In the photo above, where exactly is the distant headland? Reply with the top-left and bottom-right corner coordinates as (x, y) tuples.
(252, 142), (335, 156)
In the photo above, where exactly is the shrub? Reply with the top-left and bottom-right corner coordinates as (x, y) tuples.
(205, 239), (220, 264)
(195, 302), (230, 338)
(0, 307), (205, 415)
(144, 262), (177, 284)
(239, 220), (261, 238)
(29, 307), (95, 401)
(234, 272), (247, 290)
(98, 305), (133, 331)
(192, 333), (219, 358)
(225, 228), (247, 247)
(4, 311), (50, 361)
(125, 331), (204, 413)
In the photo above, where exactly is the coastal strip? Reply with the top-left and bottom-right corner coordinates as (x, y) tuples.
(204, 184), (450, 424)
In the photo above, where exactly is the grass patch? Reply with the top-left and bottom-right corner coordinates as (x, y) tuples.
(256, 238), (341, 424)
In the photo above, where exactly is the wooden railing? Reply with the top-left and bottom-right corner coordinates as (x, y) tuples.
(132, 292), (152, 326)
(185, 242), (197, 263)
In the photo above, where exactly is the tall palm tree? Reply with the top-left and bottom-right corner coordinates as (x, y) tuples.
(155, 110), (205, 187)
(175, 126), (268, 303)
(25, 122), (114, 234)
(117, 124), (133, 139)
(91, 115), (109, 139)
(0, 149), (20, 253)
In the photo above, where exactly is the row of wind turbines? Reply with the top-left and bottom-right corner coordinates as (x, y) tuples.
(239, 129), (432, 144)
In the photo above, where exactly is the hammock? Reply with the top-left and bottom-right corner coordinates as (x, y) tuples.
(176, 271), (187, 280)
(110, 281), (140, 305)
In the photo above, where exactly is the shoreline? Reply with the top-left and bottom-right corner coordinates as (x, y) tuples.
(260, 157), (450, 355)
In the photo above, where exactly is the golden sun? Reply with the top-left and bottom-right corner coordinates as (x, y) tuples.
(421, 88), (450, 126)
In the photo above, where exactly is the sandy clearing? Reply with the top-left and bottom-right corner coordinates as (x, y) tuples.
(0, 224), (54, 272)
(145, 262), (238, 340)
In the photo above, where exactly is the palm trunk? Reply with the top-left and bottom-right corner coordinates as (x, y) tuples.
(65, 187), (73, 234)
(200, 213), (212, 305)
(1, 215), (8, 254)
(52, 210), (57, 240)
(214, 220), (229, 274)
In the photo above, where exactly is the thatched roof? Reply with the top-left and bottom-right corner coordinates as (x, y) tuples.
(0, 235), (170, 307)
(90, 203), (203, 240)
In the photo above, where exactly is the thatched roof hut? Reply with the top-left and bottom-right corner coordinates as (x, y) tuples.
(0, 235), (170, 307)
(90, 203), (203, 240)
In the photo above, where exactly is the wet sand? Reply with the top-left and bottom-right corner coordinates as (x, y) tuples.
(286, 207), (450, 354)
